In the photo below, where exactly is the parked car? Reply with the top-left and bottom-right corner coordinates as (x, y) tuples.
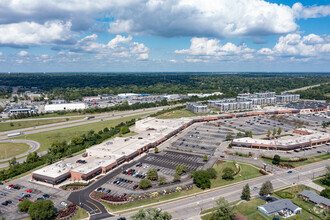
(43, 194), (50, 198)
(37, 197), (45, 200)
(1, 200), (12, 206)
(61, 201), (68, 207)
(288, 170), (293, 174)
(26, 189), (32, 193)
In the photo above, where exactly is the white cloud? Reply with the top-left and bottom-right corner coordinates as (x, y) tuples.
(0, 21), (73, 46)
(108, 0), (298, 38)
(175, 37), (254, 62)
(258, 33), (330, 58)
(41, 54), (48, 58)
(292, 3), (330, 19)
(0, 51), (2, 56)
(70, 34), (149, 60)
(18, 50), (28, 56)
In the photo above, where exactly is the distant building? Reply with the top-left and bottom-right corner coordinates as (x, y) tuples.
(44, 103), (86, 112)
(276, 94), (300, 103)
(208, 99), (252, 112)
(82, 96), (101, 102)
(300, 190), (330, 209)
(2, 105), (38, 117)
(258, 199), (302, 217)
(51, 99), (66, 104)
(186, 102), (208, 113)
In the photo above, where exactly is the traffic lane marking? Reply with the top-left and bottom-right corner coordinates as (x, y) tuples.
(86, 200), (102, 213)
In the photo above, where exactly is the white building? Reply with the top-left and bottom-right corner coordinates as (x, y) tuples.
(44, 103), (86, 112)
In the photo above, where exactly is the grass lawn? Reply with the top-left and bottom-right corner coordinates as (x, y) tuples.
(156, 109), (197, 119)
(261, 153), (330, 167)
(203, 185), (323, 220)
(13, 113), (150, 152)
(0, 142), (30, 160)
(313, 177), (329, 189)
(210, 161), (262, 188)
(0, 117), (82, 132)
(72, 206), (89, 220)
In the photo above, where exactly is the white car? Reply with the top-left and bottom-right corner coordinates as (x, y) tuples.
(61, 201), (68, 207)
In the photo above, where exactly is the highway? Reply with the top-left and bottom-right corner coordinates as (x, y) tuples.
(102, 159), (329, 220)
(0, 107), (163, 139)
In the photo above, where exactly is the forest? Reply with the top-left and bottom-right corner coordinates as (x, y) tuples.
(0, 73), (329, 100)
(294, 83), (330, 102)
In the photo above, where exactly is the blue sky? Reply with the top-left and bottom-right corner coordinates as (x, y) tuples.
(0, 0), (329, 72)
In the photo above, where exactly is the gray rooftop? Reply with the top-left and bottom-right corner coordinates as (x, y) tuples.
(300, 190), (330, 207)
(258, 199), (300, 214)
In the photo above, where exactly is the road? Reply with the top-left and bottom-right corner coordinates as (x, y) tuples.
(282, 83), (327, 94)
(102, 159), (328, 220)
(0, 139), (40, 162)
(0, 107), (162, 139)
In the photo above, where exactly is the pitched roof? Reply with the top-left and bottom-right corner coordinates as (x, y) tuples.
(258, 199), (300, 214)
(300, 190), (330, 207)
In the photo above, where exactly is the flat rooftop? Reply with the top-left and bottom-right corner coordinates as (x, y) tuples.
(233, 129), (330, 146)
(33, 161), (77, 178)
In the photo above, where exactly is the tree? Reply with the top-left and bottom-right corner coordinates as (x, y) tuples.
(154, 146), (159, 153)
(28, 200), (56, 220)
(211, 197), (235, 220)
(267, 129), (271, 137)
(120, 126), (130, 134)
(222, 167), (235, 180)
(139, 179), (152, 189)
(277, 127), (282, 135)
(173, 173), (181, 182)
(245, 131), (253, 138)
(259, 181), (273, 196)
(147, 168), (158, 181)
(18, 199), (33, 212)
(203, 155), (208, 162)
(176, 165), (183, 175)
(226, 134), (233, 141)
(273, 128), (277, 136)
(9, 157), (17, 167)
(320, 188), (330, 199)
(236, 132), (243, 138)
(241, 184), (251, 201)
(272, 154), (281, 165)
(207, 168), (217, 179)
(193, 170), (211, 189)
(158, 178), (166, 186)
(103, 127), (109, 132)
(26, 152), (39, 163)
(131, 208), (172, 220)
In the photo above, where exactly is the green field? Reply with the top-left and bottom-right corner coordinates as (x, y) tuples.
(156, 109), (197, 119)
(210, 161), (262, 188)
(14, 113), (150, 152)
(261, 153), (330, 167)
(0, 117), (83, 132)
(0, 142), (30, 160)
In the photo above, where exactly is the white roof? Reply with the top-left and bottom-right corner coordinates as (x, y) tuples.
(33, 161), (77, 178)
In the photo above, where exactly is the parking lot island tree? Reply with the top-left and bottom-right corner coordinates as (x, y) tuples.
(203, 154), (208, 162)
(193, 170), (211, 189)
(17, 199), (32, 212)
(139, 179), (152, 189)
(27, 200), (56, 220)
(278, 127), (282, 135)
(173, 173), (181, 182)
(147, 168), (158, 181)
(267, 128), (271, 137)
(273, 128), (277, 136)
(272, 154), (281, 165)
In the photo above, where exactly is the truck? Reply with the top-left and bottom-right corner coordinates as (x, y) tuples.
(84, 116), (95, 120)
(7, 132), (24, 137)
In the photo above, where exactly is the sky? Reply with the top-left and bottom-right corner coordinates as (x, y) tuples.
(0, 0), (329, 72)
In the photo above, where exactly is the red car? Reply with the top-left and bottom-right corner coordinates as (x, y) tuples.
(230, 122), (234, 124)
(19, 198), (24, 202)
(8, 184), (15, 188)
(26, 189), (32, 193)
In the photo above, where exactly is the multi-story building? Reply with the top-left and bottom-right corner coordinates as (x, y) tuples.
(276, 94), (300, 103)
(186, 102), (208, 113)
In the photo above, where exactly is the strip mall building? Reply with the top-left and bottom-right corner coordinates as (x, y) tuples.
(31, 105), (329, 185)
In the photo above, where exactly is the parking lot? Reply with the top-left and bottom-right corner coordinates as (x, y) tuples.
(283, 113), (330, 126)
(171, 123), (235, 154)
(96, 151), (205, 198)
(223, 116), (296, 135)
(0, 176), (71, 220)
